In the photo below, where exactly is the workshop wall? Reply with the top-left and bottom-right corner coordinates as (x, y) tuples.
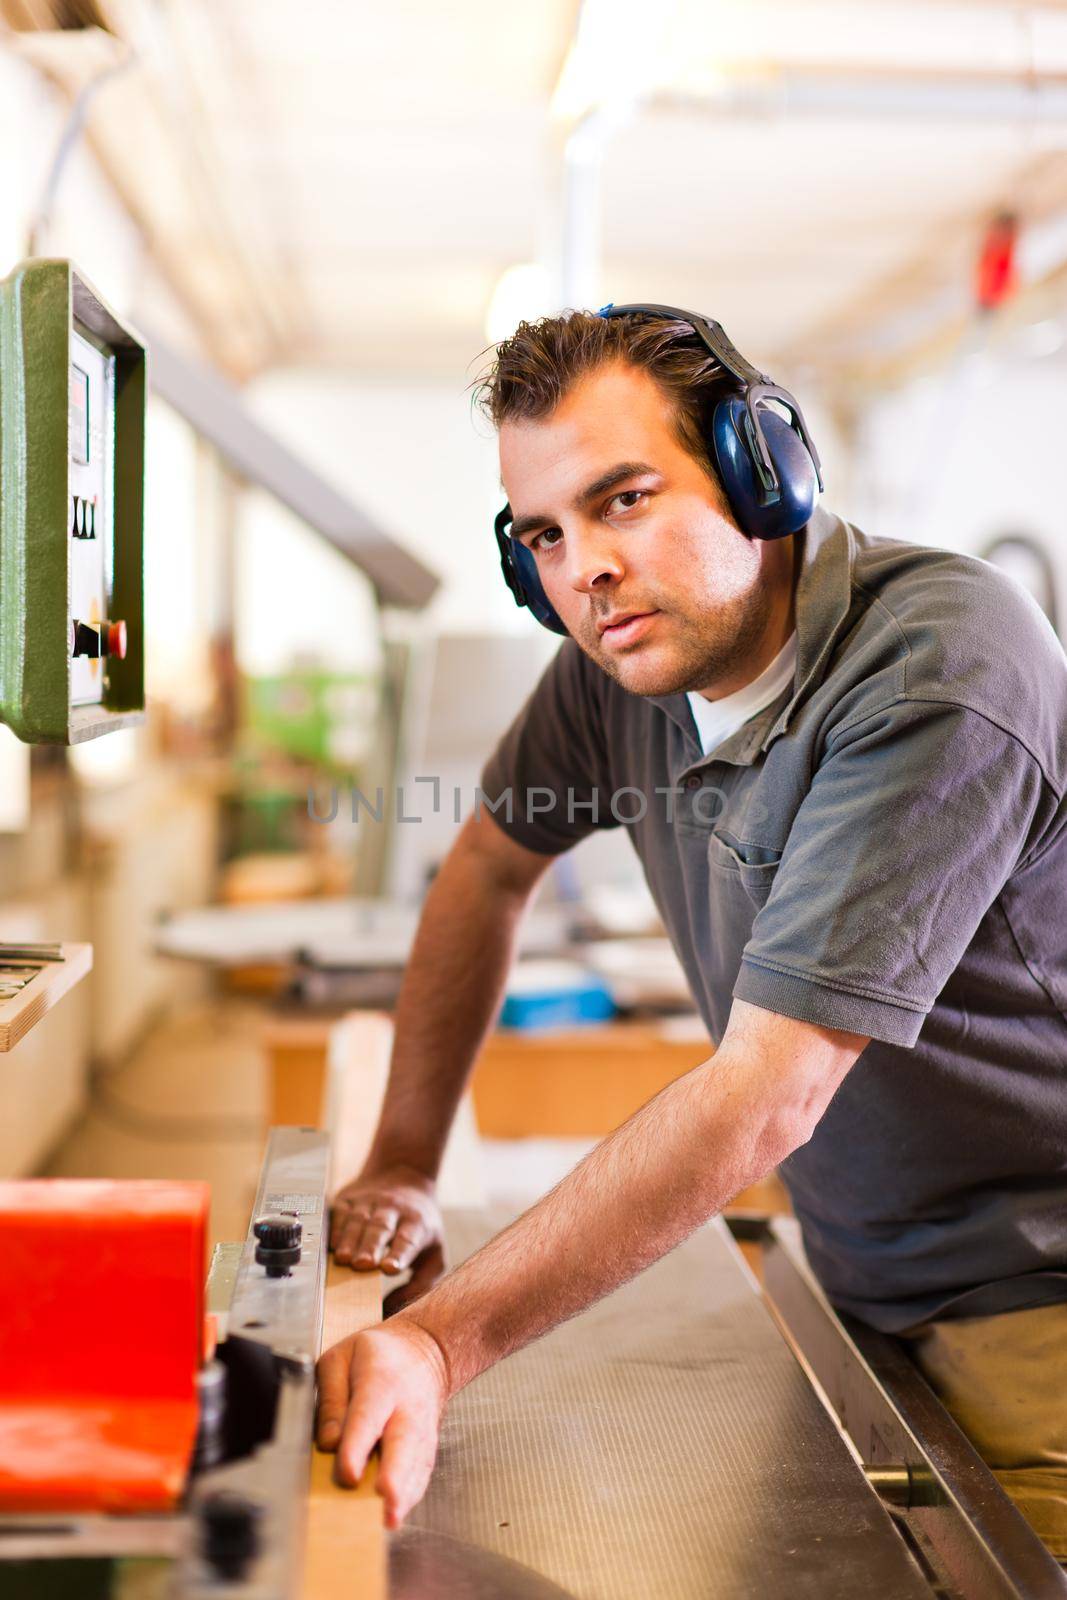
(247, 371), (532, 633)
(850, 353), (1067, 630)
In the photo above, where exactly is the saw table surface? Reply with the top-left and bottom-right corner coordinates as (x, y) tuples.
(389, 1209), (931, 1600)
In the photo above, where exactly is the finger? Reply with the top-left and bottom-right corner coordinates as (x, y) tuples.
(383, 1243), (445, 1318)
(382, 1221), (428, 1274)
(377, 1408), (438, 1528)
(315, 1345), (352, 1451)
(330, 1204), (373, 1253)
(332, 1213), (377, 1264)
(352, 1210), (401, 1267)
(331, 1193), (372, 1223)
(335, 1207), (399, 1266)
(336, 1390), (394, 1488)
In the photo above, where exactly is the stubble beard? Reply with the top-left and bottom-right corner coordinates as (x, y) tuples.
(573, 577), (776, 698)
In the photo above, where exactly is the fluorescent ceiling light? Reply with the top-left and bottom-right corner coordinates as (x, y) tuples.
(551, 0), (681, 124)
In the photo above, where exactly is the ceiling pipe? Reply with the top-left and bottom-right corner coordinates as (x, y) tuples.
(557, 106), (633, 310)
(546, 0), (680, 312)
(665, 69), (1067, 124)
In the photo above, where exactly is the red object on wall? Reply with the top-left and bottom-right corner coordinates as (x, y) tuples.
(0, 1179), (209, 1512)
(975, 211), (1019, 310)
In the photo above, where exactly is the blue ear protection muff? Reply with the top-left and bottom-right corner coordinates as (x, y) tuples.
(493, 302), (823, 635)
(495, 505), (569, 634)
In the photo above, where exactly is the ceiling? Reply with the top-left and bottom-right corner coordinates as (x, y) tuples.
(7, 0), (1067, 388)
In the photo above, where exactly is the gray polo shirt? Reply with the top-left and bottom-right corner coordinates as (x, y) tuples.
(481, 507), (1067, 1333)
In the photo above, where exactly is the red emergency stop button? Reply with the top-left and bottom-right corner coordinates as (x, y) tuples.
(107, 621), (127, 660)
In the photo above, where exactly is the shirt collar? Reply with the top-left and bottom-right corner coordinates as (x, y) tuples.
(647, 506), (857, 766)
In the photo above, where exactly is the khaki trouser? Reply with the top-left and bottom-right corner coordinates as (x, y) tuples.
(901, 1303), (1067, 1559)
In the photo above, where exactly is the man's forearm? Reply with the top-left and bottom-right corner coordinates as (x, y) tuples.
(317, 1005), (865, 1522)
(398, 1007), (859, 1391)
(364, 827), (540, 1179)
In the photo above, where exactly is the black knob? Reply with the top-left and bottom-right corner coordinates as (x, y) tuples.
(253, 1212), (302, 1276)
(253, 1213), (302, 1249)
(199, 1490), (263, 1582)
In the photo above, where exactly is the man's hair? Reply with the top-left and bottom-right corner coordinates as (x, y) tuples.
(475, 309), (737, 482)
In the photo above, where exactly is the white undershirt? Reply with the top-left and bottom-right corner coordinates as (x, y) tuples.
(686, 633), (798, 757)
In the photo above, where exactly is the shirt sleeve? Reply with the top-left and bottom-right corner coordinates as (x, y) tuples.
(479, 640), (622, 856)
(733, 697), (1049, 1047)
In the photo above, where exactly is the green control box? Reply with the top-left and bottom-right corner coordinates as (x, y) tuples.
(0, 259), (145, 743)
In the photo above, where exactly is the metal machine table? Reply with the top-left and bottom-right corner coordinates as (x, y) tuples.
(391, 1210), (933, 1600)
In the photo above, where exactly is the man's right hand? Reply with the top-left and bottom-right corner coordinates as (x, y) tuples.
(330, 1166), (446, 1315)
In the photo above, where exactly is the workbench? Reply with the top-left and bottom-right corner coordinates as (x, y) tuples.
(264, 1012), (711, 1138)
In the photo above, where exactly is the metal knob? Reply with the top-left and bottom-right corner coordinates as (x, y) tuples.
(253, 1212), (302, 1277)
(199, 1490), (263, 1582)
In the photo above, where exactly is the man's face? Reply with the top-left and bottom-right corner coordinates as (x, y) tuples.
(499, 361), (783, 697)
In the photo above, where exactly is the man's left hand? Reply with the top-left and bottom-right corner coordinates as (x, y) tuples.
(315, 1320), (449, 1528)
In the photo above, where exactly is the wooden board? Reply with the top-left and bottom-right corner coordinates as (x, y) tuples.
(322, 1013), (397, 1194)
(302, 1012), (392, 1599)
(264, 1010), (485, 1207)
(0, 944), (93, 1053)
(300, 1007), (485, 1594)
(303, 1260), (386, 1600)
(263, 1014), (337, 1127)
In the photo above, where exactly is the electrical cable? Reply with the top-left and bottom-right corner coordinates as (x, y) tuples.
(26, 44), (135, 257)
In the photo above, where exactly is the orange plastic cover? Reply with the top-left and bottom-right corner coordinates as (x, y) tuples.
(0, 1179), (209, 1512)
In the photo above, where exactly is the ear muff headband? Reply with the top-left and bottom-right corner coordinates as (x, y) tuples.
(493, 303), (822, 633)
(599, 302), (823, 501)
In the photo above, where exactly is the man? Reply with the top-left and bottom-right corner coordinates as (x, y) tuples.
(316, 307), (1067, 1552)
